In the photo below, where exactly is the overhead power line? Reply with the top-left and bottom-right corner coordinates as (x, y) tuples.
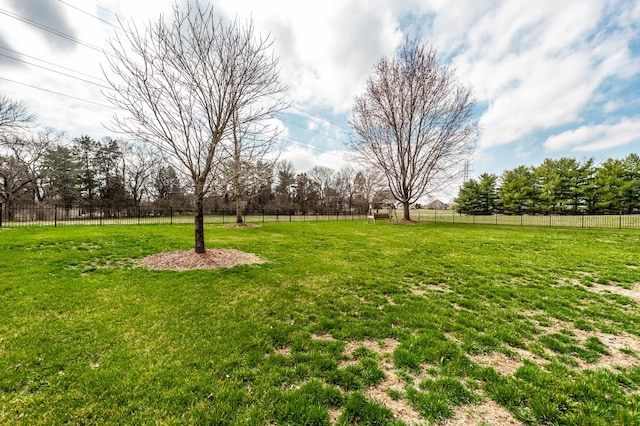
(0, 7), (108, 56)
(0, 76), (112, 108)
(0, 52), (112, 90)
(276, 115), (346, 143)
(0, 45), (107, 83)
(56, 0), (119, 28)
(288, 104), (351, 132)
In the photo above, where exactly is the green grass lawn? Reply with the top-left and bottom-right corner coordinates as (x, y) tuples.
(2, 221), (640, 425)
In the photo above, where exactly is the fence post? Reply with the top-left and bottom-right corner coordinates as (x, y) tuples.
(54, 204), (58, 227)
(0, 202), (2, 228)
(276, 209), (279, 222)
(262, 208), (265, 223)
(137, 206), (141, 225)
(170, 207), (173, 225)
(620, 212), (623, 229)
(289, 209), (292, 222)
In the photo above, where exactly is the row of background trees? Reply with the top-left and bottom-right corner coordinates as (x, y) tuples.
(455, 155), (640, 215)
(0, 124), (392, 220)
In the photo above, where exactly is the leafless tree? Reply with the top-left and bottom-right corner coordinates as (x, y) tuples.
(353, 169), (386, 211)
(0, 94), (36, 142)
(0, 129), (61, 216)
(334, 166), (357, 210)
(308, 166), (335, 211)
(349, 39), (478, 221)
(218, 108), (283, 224)
(117, 140), (161, 206)
(104, 2), (287, 252)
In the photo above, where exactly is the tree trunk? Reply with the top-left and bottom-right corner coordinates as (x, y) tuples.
(194, 192), (205, 253)
(402, 201), (411, 221)
(6, 202), (13, 222)
(235, 195), (243, 224)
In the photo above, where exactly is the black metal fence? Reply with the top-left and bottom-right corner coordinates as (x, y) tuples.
(413, 209), (640, 230)
(2, 202), (640, 230)
(0, 202), (369, 228)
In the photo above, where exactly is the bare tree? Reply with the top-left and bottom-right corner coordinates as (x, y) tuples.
(335, 166), (357, 211)
(308, 166), (335, 212)
(218, 108), (283, 224)
(118, 140), (160, 206)
(353, 168), (386, 211)
(349, 39), (478, 221)
(0, 95), (36, 142)
(0, 129), (61, 221)
(104, 2), (287, 252)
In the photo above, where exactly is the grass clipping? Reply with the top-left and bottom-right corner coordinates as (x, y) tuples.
(138, 249), (266, 271)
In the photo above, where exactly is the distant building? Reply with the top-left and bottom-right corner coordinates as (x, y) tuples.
(426, 199), (449, 210)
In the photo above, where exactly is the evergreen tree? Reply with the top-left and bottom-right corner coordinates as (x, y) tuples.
(499, 166), (538, 214)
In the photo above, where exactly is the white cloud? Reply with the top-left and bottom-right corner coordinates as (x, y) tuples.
(429, 0), (635, 150)
(278, 143), (346, 173)
(215, 0), (403, 112)
(478, 53), (597, 146)
(544, 118), (640, 152)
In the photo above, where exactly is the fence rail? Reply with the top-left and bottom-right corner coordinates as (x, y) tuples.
(1, 203), (640, 230)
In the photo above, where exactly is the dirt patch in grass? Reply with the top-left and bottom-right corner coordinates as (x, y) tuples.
(365, 359), (425, 426)
(411, 284), (452, 295)
(311, 333), (336, 341)
(270, 347), (292, 357)
(329, 408), (342, 424)
(137, 249), (266, 271)
(473, 310), (640, 374)
(441, 399), (523, 426)
(336, 338), (423, 424)
(366, 382), (424, 426)
(470, 352), (523, 376)
(410, 287), (427, 296)
(524, 310), (640, 371)
(586, 282), (640, 304)
(343, 338), (401, 357)
(509, 345), (553, 368)
(556, 277), (582, 286)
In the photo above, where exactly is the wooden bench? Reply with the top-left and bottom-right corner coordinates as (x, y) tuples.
(367, 212), (391, 224)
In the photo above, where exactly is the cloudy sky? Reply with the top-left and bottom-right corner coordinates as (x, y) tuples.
(1, 0), (639, 200)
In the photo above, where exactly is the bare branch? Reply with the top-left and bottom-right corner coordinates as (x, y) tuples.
(0, 94), (36, 143)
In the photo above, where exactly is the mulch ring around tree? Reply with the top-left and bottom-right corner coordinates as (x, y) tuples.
(137, 248), (266, 271)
